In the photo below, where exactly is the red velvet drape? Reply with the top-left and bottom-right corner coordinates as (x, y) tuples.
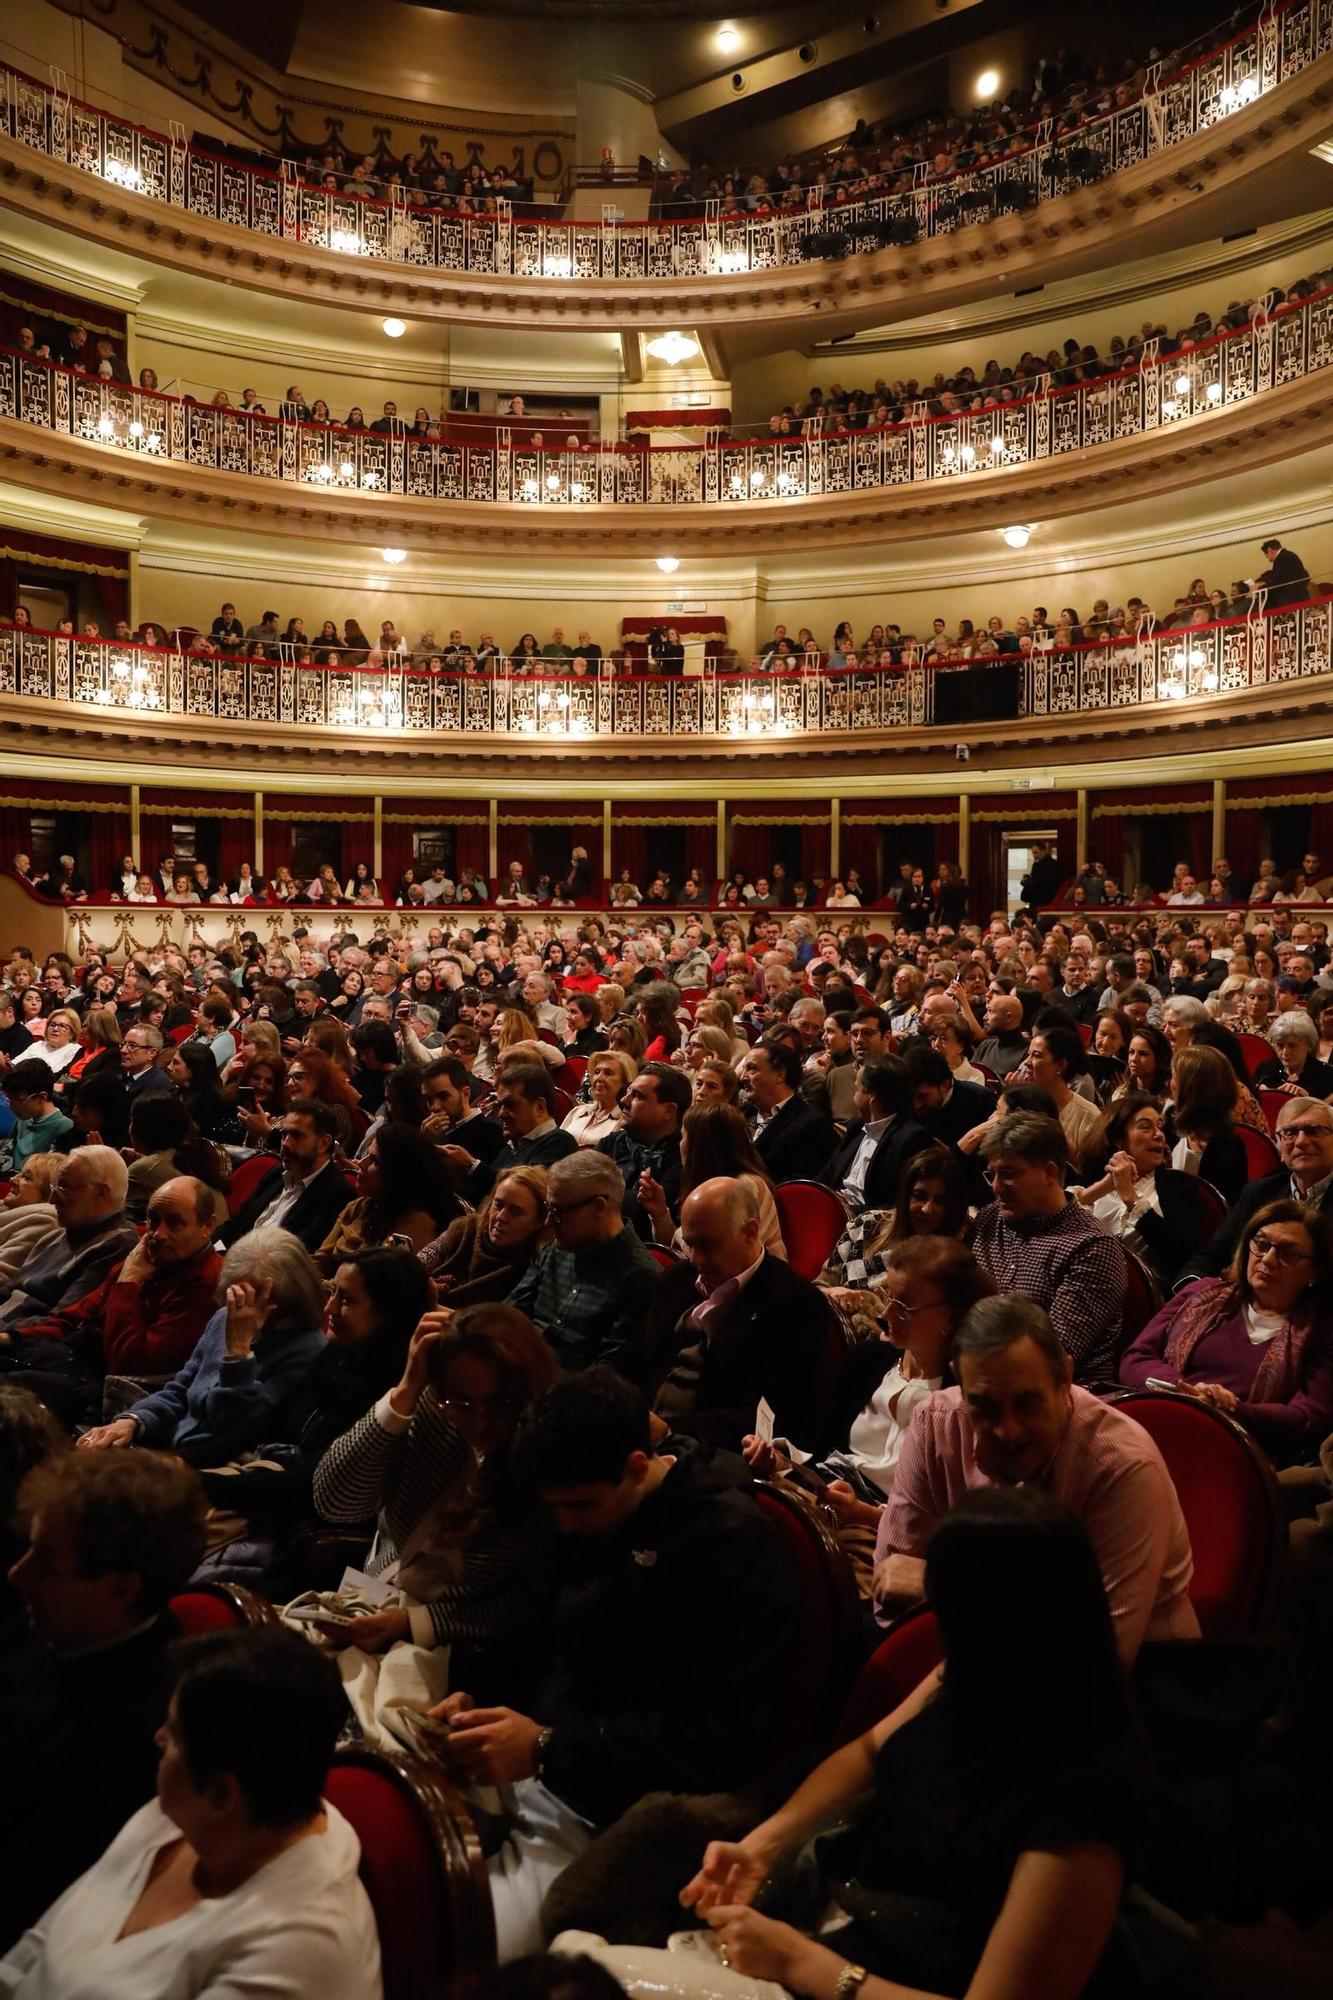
(455, 823), (489, 883)
(1222, 806), (1263, 886)
(88, 813), (132, 896)
(217, 818), (255, 885)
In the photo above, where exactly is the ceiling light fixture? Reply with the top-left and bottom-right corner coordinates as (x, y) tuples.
(382, 317), (407, 338)
(645, 330), (702, 366)
(1001, 524), (1031, 549)
(380, 548), (407, 565)
(975, 68), (999, 100)
(656, 555), (680, 574)
(716, 25), (741, 54)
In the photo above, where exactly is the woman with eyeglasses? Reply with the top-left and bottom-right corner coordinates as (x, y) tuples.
(311, 1301), (559, 1662)
(419, 1166), (551, 1307)
(1120, 1198), (1333, 1463)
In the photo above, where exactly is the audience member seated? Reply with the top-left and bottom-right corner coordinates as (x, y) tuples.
(1251, 1009), (1333, 1099)
(561, 1050), (634, 1148)
(873, 1293), (1199, 1661)
(745, 1041), (836, 1185)
(220, 1100), (355, 1254)
(638, 1100), (785, 1261)
(0, 1176), (223, 1427)
(0, 1626), (381, 1997)
(1166, 1043), (1249, 1203)
(311, 1300), (558, 1666)
(899, 1040), (994, 1150)
(420, 1167), (552, 1306)
(818, 1145), (971, 1330)
(1020, 1021), (1102, 1171)
(76, 1231), (326, 1467)
(971, 1114), (1127, 1381)
(419, 1053), (505, 1164)
(509, 1153), (661, 1374)
(644, 1177), (837, 1452)
(598, 1061), (691, 1241)
(972, 991), (1029, 1080)
(819, 1056), (933, 1212)
(2, 1061), (73, 1166)
(1120, 1199), (1333, 1464)
(0, 1451), (206, 1948)
(427, 1366), (798, 1963)
(1178, 1094), (1333, 1282)
(0, 1155), (64, 1289)
(314, 1121), (459, 1274)
(0, 1146), (137, 1334)
(594, 1486), (1161, 2000)
(454, 1063), (579, 1202)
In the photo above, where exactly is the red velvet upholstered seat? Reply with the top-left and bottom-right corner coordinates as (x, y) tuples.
(774, 1179), (847, 1281)
(836, 1607), (943, 1744)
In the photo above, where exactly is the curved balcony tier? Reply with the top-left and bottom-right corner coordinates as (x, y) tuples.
(2, 16), (1332, 334)
(3, 603), (1330, 778)
(2, 294), (1331, 554)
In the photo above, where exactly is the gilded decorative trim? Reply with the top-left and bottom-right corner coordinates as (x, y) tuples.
(1, 545), (130, 578)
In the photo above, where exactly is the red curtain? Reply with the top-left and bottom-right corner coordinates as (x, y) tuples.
(1223, 806), (1263, 886)
(88, 813), (132, 896)
(801, 824), (831, 883)
(613, 823), (648, 885)
(217, 817), (255, 885)
(0, 276), (125, 350)
(684, 823), (715, 882)
(1091, 813), (1124, 884)
(455, 822), (489, 884)
(380, 821), (416, 895)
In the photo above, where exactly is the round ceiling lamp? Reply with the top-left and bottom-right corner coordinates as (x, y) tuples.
(380, 548), (407, 565)
(716, 25), (741, 54)
(656, 555), (681, 574)
(645, 330), (702, 366)
(1001, 524), (1031, 549)
(382, 317), (407, 338)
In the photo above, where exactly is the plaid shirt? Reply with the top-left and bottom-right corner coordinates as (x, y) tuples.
(971, 1199), (1127, 1382)
(509, 1227), (662, 1374)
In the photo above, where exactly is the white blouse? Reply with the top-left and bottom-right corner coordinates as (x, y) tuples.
(561, 1102), (624, 1148)
(0, 1799), (381, 2000)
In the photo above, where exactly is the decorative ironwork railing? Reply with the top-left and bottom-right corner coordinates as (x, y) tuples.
(2, 288), (1329, 509)
(1, 2), (1328, 281)
(2, 601), (1330, 741)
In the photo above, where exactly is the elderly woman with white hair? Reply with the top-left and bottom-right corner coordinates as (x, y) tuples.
(76, 1230), (327, 1465)
(0, 1154), (64, 1288)
(1251, 1008), (1333, 1099)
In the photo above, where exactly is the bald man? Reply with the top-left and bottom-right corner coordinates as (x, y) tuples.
(0, 1176), (224, 1424)
(643, 1176), (839, 1453)
(973, 991), (1030, 1082)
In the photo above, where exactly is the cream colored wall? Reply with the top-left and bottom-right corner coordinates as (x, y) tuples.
(289, 0), (576, 118)
(728, 233), (1329, 428)
(576, 77), (682, 176)
(3, 0), (244, 149)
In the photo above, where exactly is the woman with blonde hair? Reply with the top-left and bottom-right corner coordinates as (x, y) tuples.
(595, 980), (626, 1026)
(692, 1058), (739, 1105)
(0, 1153), (64, 1286)
(50, 1004), (121, 1110)
(419, 1165), (551, 1305)
(562, 1049), (636, 1146)
(28, 1007), (82, 1080)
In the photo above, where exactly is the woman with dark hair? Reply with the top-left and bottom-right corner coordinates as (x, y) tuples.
(818, 1146), (970, 1318)
(1116, 1021), (1172, 1099)
(633, 981), (683, 1061)
(341, 618), (371, 665)
(1167, 1043), (1248, 1202)
(1189, 1017), (1268, 1133)
(315, 1123), (459, 1273)
(1074, 1092), (1214, 1289)
(312, 1301), (560, 1662)
(0, 1625), (380, 1998)
(166, 1039), (229, 1142)
(1122, 1198), (1333, 1462)
(420, 1165), (551, 1307)
(610, 1484), (1147, 2000)
(59, 1069), (131, 1152)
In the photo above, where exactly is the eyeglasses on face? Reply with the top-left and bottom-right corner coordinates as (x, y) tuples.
(1249, 1231), (1313, 1268)
(545, 1193), (602, 1219)
(1278, 1123), (1333, 1142)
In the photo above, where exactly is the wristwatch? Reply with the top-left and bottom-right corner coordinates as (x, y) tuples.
(833, 1964), (868, 2000)
(533, 1726), (554, 1782)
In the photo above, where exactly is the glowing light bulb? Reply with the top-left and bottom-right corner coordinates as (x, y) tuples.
(382, 317), (407, 338)
(1001, 525), (1031, 549)
(656, 556), (680, 574)
(1174, 374), (1190, 396)
(97, 413), (115, 437)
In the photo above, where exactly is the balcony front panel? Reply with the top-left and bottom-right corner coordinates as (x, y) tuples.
(2, 8), (1331, 327)
(2, 292), (1330, 550)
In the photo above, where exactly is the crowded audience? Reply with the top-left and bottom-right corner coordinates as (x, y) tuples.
(1, 814), (1332, 1993)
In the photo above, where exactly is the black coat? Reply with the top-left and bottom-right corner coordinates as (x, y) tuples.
(1252, 1055), (1333, 1100)
(1257, 544), (1308, 609)
(921, 1079), (995, 1153)
(462, 1122), (578, 1200)
(535, 1449), (799, 1828)
(820, 1114), (935, 1210)
(1020, 855), (1062, 908)
(219, 1159), (355, 1253)
(1177, 1168), (1333, 1284)
(643, 1250), (840, 1455)
(752, 1093), (837, 1185)
(598, 1127), (682, 1241)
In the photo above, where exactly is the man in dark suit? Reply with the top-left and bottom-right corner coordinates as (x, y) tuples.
(1255, 536), (1309, 609)
(599, 1061), (689, 1240)
(219, 1100), (355, 1253)
(900, 1042), (994, 1153)
(1019, 839), (1062, 911)
(818, 1056), (934, 1211)
(1174, 1095), (1333, 1285)
(746, 1041), (836, 1185)
(645, 1176), (840, 1452)
(456, 1062), (577, 1202)
(1, 1451), (205, 1946)
(120, 1024), (174, 1104)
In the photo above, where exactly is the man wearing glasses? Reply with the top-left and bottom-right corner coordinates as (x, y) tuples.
(119, 1023), (173, 1104)
(1176, 1096), (1333, 1285)
(508, 1152), (660, 1375)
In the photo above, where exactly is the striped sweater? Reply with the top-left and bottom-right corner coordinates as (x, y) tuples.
(312, 1390), (554, 1648)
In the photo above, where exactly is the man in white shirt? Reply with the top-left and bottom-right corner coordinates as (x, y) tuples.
(221, 1103), (351, 1252)
(1167, 873), (1206, 907)
(421, 867), (455, 905)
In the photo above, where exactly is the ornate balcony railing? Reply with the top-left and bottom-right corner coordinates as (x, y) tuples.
(1, 1), (1327, 281)
(3, 601), (1330, 742)
(2, 289), (1329, 510)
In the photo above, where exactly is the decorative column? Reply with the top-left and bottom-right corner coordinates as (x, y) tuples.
(830, 797), (841, 879)
(602, 799), (613, 882)
(253, 792), (264, 876)
(716, 800), (727, 883)
(488, 799), (498, 881)
(130, 782), (140, 866)
(958, 792), (970, 879)
(1212, 779), (1226, 864)
(1075, 789), (1089, 873)
(373, 796), (383, 879)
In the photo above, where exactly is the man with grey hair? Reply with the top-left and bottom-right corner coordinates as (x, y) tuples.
(520, 970), (565, 1036)
(1177, 1094), (1333, 1284)
(509, 1150), (661, 1374)
(643, 1176), (838, 1453)
(77, 1229), (327, 1460)
(120, 1021), (172, 1106)
(0, 1146), (137, 1331)
(873, 1293), (1199, 1666)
